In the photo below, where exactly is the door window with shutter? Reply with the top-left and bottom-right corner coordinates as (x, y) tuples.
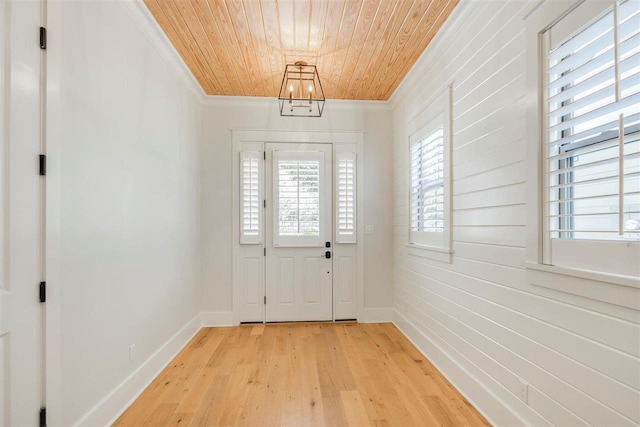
(272, 150), (326, 247)
(542, 0), (639, 275)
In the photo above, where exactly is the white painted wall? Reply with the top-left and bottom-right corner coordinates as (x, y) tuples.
(200, 100), (394, 319)
(391, 0), (640, 426)
(50, 1), (202, 425)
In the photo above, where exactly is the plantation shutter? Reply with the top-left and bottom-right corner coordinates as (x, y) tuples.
(545, 0), (640, 241)
(410, 127), (445, 247)
(335, 151), (356, 243)
(273, 150), (325, 247)
(240, 151), (262, 244)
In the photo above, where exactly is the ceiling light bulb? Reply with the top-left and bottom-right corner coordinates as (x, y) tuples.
(309, 85), (313, 92)
(289, 85), (294, 92)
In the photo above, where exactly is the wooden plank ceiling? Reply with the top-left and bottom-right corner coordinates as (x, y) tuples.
(144, 0), (459, 100)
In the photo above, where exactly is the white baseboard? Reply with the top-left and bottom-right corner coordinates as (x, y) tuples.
(359, 307), (394, 323)
(73, 313), (201, 427)
(201, 311), (235, 327)
(393, 309), (524, 427)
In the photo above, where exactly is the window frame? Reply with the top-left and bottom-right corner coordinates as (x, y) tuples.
(272, 149), (326, 248)
(525, 0), (640, 283)
(407, 85), (453, 259)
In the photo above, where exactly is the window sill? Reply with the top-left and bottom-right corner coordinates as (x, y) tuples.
(407, 244), (453, 263)
(524, 262), (640, 289)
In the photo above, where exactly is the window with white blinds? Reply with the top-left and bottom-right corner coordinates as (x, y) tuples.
(240, 151), (262, 244)
(273, 150), (325, 247)
(335, 151), (356, 243)
(411, 128), (444, 234)
(545, 0), (640, 242)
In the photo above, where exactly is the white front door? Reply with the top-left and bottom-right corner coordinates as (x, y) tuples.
(265, 143), (333, 322)
(0, 0), (46, 425)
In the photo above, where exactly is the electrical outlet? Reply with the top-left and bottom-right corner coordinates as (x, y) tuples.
(366, 225), (375, 234)
(129, 344), (136, 362)
(518, 379), (528, 404)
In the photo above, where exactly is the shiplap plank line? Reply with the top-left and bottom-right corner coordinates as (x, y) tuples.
(394, 281), (638, 425)
(453, 205), (526, 226)
(396, 254), (640, 358)
(454, 141), (526, 181)
(392, 0), (640, 424)
(401, 0), (530, 125)
(453, 182), (526, 210)
(454, 163), (526, 197)
(453, 116), (526, 156)
(396, 269), (640, 400)
(395, 239), (640, 323)
(394, 299), (554, 427)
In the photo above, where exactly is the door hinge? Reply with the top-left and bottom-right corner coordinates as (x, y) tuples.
(39, 282), (46, 303)
(263, 151), (266, 160)
(39, 407), (46, 427)
(39, 27), (47, 50)
(263, 248), (266, 256)
(264, 296), (266, 305)
(263, 200), (266, 208)
(39, 154), (46, 176)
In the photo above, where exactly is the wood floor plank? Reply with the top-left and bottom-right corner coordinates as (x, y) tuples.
(113, 323), (491, 427)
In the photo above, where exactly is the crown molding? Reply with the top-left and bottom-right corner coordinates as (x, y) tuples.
(119, 0), (207, 103)
(202, 95), (392, 110)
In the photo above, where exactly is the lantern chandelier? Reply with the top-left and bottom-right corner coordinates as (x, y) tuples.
(278, 61), (326, 117)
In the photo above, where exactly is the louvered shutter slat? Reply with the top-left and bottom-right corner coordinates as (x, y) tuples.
(240, 151), (263, 244)
(545, 1), (640, 241)
(335, 152), (356, 243)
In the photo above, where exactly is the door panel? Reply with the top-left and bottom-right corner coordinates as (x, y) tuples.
(303, 257), (321, 303)
(277, 257), (295, 304)
(243, 257), (262, 306)
(0, 0), (45, 425)
(266, 143), (332, 322)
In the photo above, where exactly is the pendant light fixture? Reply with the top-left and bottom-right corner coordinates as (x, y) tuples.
(278, 61), (325, 117)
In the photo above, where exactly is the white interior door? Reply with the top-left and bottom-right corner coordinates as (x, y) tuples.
(265, 143), (333, 322)
(0, 0), (46, 425)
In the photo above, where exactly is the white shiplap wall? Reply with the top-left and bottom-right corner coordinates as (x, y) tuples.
(391, 0), (640, 425)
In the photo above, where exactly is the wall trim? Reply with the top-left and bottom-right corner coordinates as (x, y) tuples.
(359, 307), (394, 323)
(201, 311), (235, 327)
(202, 95), (391, 110)
(118, 0), (206, 103)
(73, 313), (202, 427)
(393, 310), (525, 427)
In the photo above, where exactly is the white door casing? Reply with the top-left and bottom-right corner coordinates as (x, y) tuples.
(231, 130), (364, 324)
(265, 143), (333, 322)
(0, 0), (46, 425)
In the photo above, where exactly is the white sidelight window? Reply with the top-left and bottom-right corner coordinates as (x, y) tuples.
(541, 0), (639, 275)
(335, 150), (357, 243)
(240, 150), (263, 244)
(408, 85), (452, 252)
(273, 150), (325, 247)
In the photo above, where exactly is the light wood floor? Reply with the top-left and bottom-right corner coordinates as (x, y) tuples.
(114, 323), (490, 426)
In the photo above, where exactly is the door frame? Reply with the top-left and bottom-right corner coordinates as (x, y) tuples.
(231, 129), (364, 325)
